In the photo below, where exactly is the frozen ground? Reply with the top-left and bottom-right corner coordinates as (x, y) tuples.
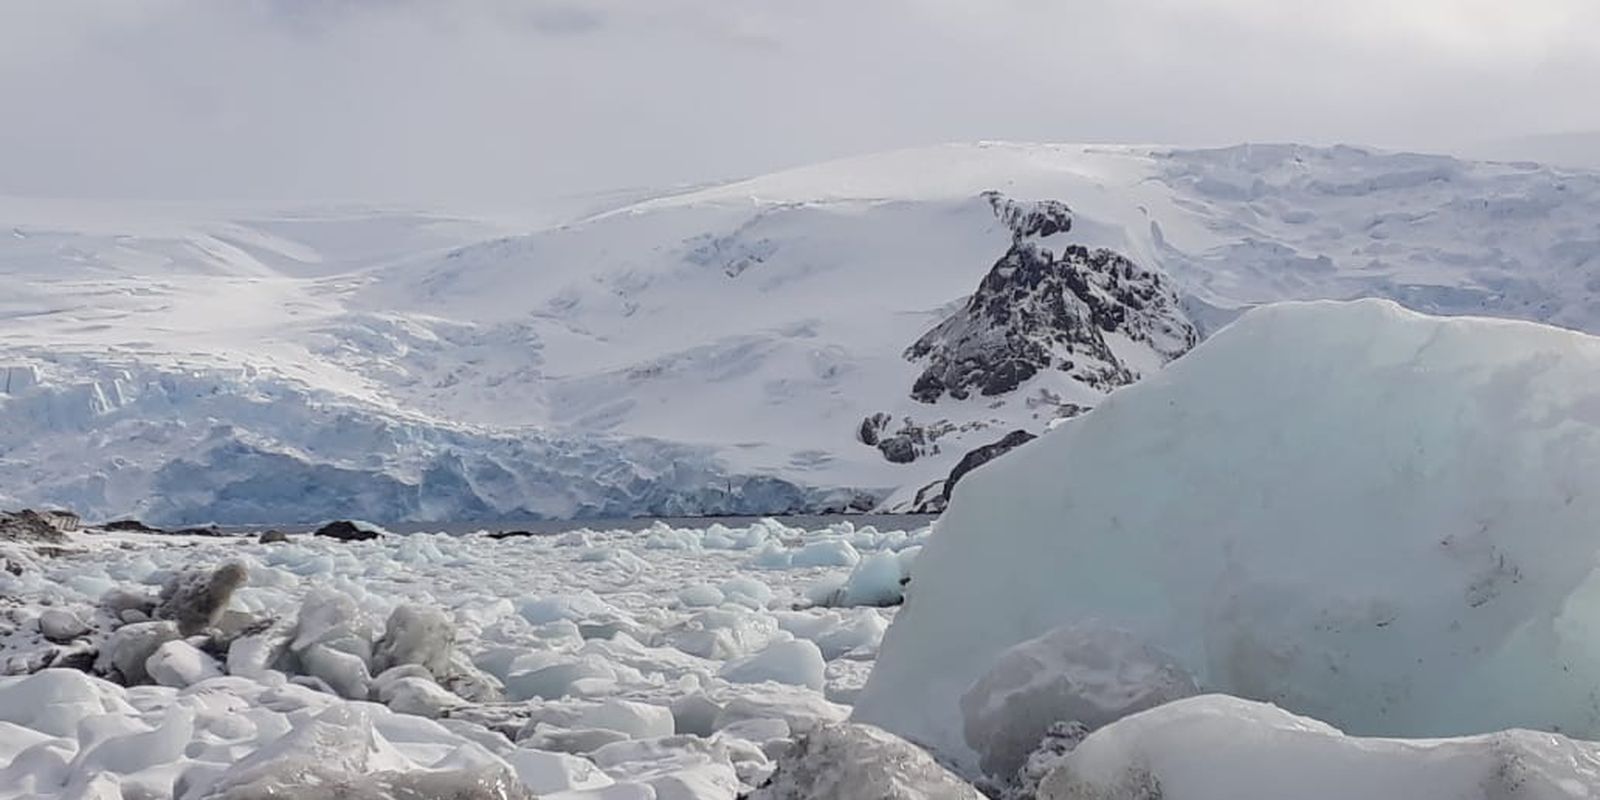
(0, 517), (924, 799)
(4, 143), (1600, 522)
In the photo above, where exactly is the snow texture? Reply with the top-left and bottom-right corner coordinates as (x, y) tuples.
(8, 144), (1600, 522)
(1039, 695), (1600, 800)
(747, 722), (984, 800)
(857, 299), (1600, 768)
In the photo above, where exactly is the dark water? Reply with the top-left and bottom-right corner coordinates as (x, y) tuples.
(239, 514), (939, 537)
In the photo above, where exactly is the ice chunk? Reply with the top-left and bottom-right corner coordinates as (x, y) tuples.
(1039, 694), (1600, 800)
(858, 300), (1600, 765)
(0, 669), (136, 738)
(677, 584), (725, 608)
(504, 747), (614, 794)
(576, 699), (676, 740)
(720, 640), (826, 690)
(146, 640), (224, 688)
(299, 643), (372, 700)
(377, 674), (467, 718)
(372, 604), (455, 677)
(790, 540), (860, 568)
(959, 622), (1197, 779)
(747, 722), (984, 800)
(95, 621), (180, 685)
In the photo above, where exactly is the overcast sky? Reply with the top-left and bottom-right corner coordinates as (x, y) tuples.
(3, 0), (1597, 206)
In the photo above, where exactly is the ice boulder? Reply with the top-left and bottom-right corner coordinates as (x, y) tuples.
(721, 640), (826, 690)
(748, 722), (984, 800)
(857, 300), (1600, 765)
(959, 622), (1198, 779)
(95, 620), (180, 685)
(372, 604), (455, 677)
(1039, 695), (1600, 800)
(146, 640), (224, 688)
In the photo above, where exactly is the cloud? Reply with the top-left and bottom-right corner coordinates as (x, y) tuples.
(0, 0), (1595, 206)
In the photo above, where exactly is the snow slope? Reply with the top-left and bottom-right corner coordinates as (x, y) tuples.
(855, 299), (1600, 769)
(4, 143), (1600, 522)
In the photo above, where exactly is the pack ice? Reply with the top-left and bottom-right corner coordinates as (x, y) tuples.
(856, 299), (1600, 769)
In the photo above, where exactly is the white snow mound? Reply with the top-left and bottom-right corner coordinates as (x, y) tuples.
(856, 299), (1600, 765)
(1039, 694), (1600, 800)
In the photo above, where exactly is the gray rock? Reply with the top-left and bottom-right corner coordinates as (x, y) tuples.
(749, 722), (985, 800)
(38, 608), (89, 642)
(155, 562), (248, 635)
(257, 530), (289, 544)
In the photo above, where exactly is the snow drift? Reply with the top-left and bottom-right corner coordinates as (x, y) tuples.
(855, 299), (1600, 767)
(1039, 695), (1600, 800)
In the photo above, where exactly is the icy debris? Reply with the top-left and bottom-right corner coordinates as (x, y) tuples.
(0, 510), (68, 544)
(37, 607), (89, 642)
(589, 735), (742, 800)
(1004, 721), (1087, 800)
(790, 540), (860, 569)
(504, 747), (615, 794)
(678, 584), (725, 608)
(300, 643), (373, 700)
(155, 562), (249, 635)
(720, 640), (827, 690)
(960, 623), (1198, 779)
(810, 551), (909, 608)
(662, 608), (780, 660)
(748, 722), (984, 800)
(0, 668), (135, 738)
(95, 620), (181, 685)
(575, 699), (676, 740)
(372, 604), (455, 677)
(1038, 695), (1600, 800)
(858, 300), (1600, 764)
(146, 640), (224, 688)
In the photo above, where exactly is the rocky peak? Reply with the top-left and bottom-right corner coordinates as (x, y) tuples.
(906, 199), (1196, 404)
(984, 192), (1073, 242)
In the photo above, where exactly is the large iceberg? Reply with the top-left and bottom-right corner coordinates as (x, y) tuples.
(855, 299), (1600, 767)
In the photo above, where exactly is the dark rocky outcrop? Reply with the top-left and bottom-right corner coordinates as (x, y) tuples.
(103, 519), (162, 533)
(0, 510), (68, 544)
(313, 520), (383, 541)
(906, 193), (1196, 405)
(942, 430), (1037, 504)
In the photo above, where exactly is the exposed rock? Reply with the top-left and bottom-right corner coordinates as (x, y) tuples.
(942, 430), (1037, 504)
(905, 193), (1195, 406)
(857, 413), (891, 446)
(986, 191), (1073, 241)
(155, 562), (249, 635)
(257, 529), (290, 544)
(37, 608), (90, 642)
(102, 518), (163, 533)
(0, 510), (68, 544)
(313, 520), (382, 541)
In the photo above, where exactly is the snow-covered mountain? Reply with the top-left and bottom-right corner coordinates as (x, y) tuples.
(4, 143), (1599, 523)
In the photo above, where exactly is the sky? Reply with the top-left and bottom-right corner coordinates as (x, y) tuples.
(2, 0), (1597, 207)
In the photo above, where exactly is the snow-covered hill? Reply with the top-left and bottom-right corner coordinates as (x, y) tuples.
(4, 143), (1600, 523)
